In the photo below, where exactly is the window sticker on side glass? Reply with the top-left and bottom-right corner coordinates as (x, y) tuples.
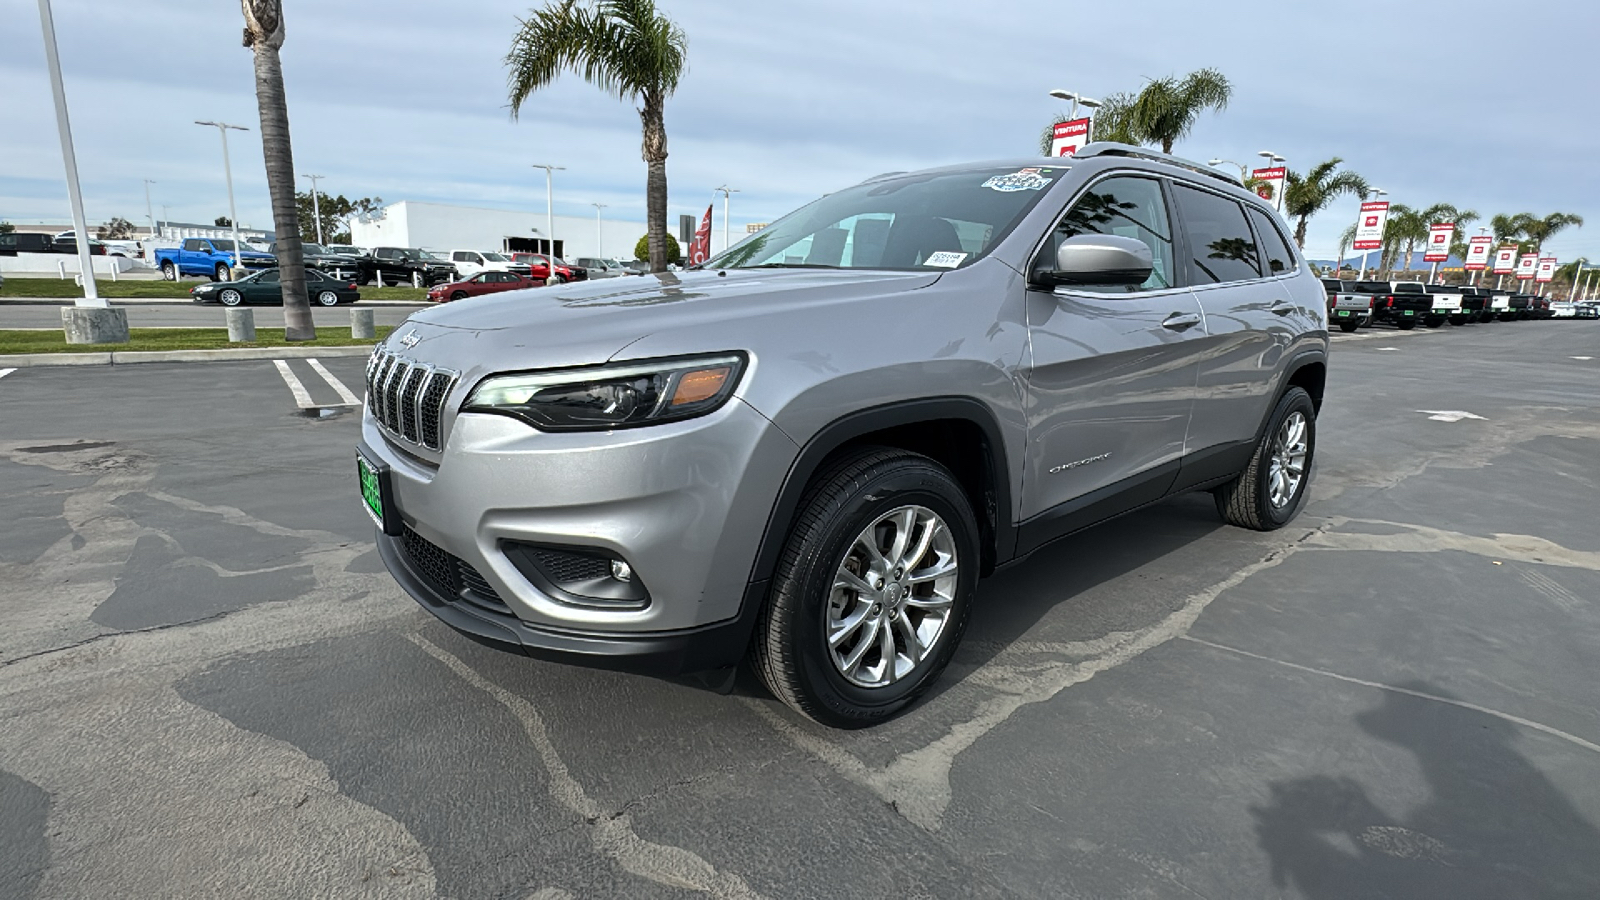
(924, 251), (968, 268)
(982, 168), (1052, 192)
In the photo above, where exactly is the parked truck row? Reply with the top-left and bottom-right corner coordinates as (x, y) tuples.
(1320, 278), (1562, 332)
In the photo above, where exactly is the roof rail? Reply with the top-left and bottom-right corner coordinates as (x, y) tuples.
(1074, 142), (1244, 187)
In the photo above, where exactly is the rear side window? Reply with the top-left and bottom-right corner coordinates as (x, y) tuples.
(1248, 208), (1296, 276)
(1046, 175), (1176, 292)
(1171, 184), (1261, 284)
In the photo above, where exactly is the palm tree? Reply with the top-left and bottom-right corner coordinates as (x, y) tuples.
(1334, 223), (1357, 276)
(507, 0), (687, 273)
(1281, 158), (1368, 249)
(242, 0), (313, 341)
(1521, 212), (1585, 256)
(1380, 204), (1424, 277)
(1129, 69), (1232, 154)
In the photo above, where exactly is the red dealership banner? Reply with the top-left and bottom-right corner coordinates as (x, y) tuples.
(1465, 236), (1493, 270)
(1250, 167), (1286, 206)
(1492, 245), (1518, 274)
(1535, 256), (1557, 283)
(1516, 253), (1539, 280)
(688, 204), (712, 266)
(1424, 223), (1454, 263)
(1049, 118), (1092, 157)
(1353, 201), (1389, 250)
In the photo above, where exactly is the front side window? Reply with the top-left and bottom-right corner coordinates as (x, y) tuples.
(706, 165), (1066, 271)
(1248, 208), (1297, 276)
(1172, 184), (1262, 284)
(1044, 175), (1175, 293)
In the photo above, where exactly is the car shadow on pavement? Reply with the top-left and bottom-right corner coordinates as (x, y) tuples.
(1252, 682), (1600, 898)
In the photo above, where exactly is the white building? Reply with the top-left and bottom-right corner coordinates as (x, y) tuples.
(350, 201), (652, 261)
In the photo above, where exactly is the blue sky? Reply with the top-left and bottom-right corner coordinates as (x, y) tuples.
(2, 0), (1596, 261)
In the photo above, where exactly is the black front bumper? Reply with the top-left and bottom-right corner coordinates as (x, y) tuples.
(376, 527), (764, 674)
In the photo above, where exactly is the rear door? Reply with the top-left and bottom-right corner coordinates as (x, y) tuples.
(1172, 184), (1296, 469)
(1021, 173), (1204, 529)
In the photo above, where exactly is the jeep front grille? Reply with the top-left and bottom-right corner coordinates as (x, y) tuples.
(366, 349), (457, 452)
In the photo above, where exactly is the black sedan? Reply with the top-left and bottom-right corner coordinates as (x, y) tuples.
(190, 268), (361, 307)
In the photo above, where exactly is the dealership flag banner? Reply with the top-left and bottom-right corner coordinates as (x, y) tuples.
(1493, 246), (1518, 274)
(1424, 223), (1454, 263)
(1536, 256), (1557, 283)
(1250, 167), (1286, 209)
(1353, 201), (1389, 250)
(1517, 253), (1540, 280)
(1465, 236), (1493, 270)
(1049, 117), (1092, 158)
(688, 204), (713, 266)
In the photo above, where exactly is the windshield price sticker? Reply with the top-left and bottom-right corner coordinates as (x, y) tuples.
(924, 251), (968, 268)
(983, 168), (1052, 192)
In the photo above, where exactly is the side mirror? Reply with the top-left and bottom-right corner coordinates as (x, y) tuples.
(1034, 234), (1153, 288)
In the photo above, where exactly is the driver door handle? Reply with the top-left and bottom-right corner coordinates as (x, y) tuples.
(1162, 311), (1202, 330)
(1270, 300), (1296, 316)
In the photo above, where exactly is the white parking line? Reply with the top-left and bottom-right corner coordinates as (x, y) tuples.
(0, 368), (16, 381)
(271, 359), (316, 409)
(306, 358), (361, 406)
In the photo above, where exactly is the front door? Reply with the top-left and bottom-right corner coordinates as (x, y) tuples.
(1022, 174), (1205, 535)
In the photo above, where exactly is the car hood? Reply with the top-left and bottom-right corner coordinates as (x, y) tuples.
(387, 268), (942, 372)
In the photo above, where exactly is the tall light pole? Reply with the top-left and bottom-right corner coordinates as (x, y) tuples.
(1048, 89), (1101, 122)
(531, 163), (564, 258)
(1258, 150), (1286, 211)
(1208, 158), (1248, 180)
(1355, 187), (1386, 281)
(299, 173), (324, 245)
(195, 120), (248, 274)
(142, 179), (158, 242)
(591, 202), (607, 258)
(37, 0), (101, 305)
(713, 186), (739, 255)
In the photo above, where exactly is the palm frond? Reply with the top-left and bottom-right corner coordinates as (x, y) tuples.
(506, 0), (687, 115)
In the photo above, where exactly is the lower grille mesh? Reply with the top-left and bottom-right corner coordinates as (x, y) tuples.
(400, 526), (510, 615)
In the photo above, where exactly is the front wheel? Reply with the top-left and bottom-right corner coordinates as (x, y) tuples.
(449, 291), (468, 301)
(1214, 387), (1315, 531)
(752, 448), (979, 728)
(219, 289), (243, 307)
(546, 274), (565, 285)
(316, 290), (340, 307)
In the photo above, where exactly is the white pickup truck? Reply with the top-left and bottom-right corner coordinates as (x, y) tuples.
(447, 249), (535, 280)
(1320, 277), (1372, 332)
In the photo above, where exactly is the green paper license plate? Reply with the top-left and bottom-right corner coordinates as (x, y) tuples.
(1404, 310), (1414, 315)
(1336, 310), (1350, 316)
(357, 452), (383, 524)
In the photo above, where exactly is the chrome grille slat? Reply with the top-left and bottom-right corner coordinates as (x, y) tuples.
(366, 348), (457, 452)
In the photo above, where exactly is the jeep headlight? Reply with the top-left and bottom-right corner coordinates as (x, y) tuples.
(464, 353), (746, 431)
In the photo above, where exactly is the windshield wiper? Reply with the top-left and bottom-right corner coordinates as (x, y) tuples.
(744, 263), (840, 269)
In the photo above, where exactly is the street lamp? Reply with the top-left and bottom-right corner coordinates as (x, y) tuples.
(299, 173), (324, 244)
(713, 185), (739, 256)
(1257, 150), (1286, 211)
(37, 0), (102, 306)
(195, 120), (249, 274)
(591, 202), (607, 258)
(531, 163), (565, 258)
(1048, 88), (1101, 120)
(1208, 158), (1248, 180)
(142, 178), (158, 241)
(1355, 188), (1386, 281)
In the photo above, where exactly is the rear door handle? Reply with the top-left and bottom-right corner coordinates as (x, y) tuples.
(1162, 312), (1202, 330)
(1270, 300), (1296, 316)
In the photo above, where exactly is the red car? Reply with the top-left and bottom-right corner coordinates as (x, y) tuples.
(426, 271), (540, 302)
(508, 252), (575, 284)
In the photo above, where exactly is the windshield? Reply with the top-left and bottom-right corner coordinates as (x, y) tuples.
(302, 243), (325, 253)
(705, 165), (1064, 271)
(482, 251), (509, 262)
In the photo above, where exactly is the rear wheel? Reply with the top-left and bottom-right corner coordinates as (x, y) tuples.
(219, 289), (243, 307)
(753, 448), (978, 728)
(316, 290), (340, 307)
(214, 263), (231, 282)
(161, 261), (177, 281)
(1214, 387), (1315, 531)
(547, 274), (565, 285)
(1338, 320), (1359, 333)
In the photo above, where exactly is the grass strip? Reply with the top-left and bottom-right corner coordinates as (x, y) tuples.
(1, 277), (426, 302)
(0, 326), (394, 354)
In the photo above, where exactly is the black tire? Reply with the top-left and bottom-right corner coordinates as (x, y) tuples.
(1449, 315), (1467, 326)
(214, 263), (231, 282)
(219, 289), (243, 307)
(752, 447), (979, 728)
(356, 272), (372, 286)
(1425, 317), (1444, 328)
(316, 290), (340, 307)
(1214, 387), (1316, 531)
(547, 274), (565, 285)
(450, 291), (468, 301)
(1338, 320), (1358, 333)
(1397, 320), (1417, 330)
(161, 261), (177, 281)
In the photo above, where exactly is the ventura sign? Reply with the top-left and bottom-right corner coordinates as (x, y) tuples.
(1049, 118), (1092, 158)
(1424, 223), (1454, 263)
(1354, 201), (1390, 250)
(1465, 236), (1493, 271)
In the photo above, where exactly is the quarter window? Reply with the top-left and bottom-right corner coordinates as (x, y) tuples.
(1046, 176), (1175, 292)
(1172, 184), (1262, 284)
(1248, 207), (1297, 276)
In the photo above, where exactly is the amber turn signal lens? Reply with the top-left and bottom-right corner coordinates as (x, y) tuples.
(671, 367), (730, 406)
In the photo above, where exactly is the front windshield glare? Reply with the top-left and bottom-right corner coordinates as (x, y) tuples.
(705, 165), (1064, 271)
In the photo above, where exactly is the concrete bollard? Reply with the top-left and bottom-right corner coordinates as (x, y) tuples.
(350, 307), (376, 339)
(62, 307), (130, 345)
(225, 307), (257, 343)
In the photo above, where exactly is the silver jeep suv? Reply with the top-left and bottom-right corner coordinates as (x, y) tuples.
(358, 143), (1327, 727)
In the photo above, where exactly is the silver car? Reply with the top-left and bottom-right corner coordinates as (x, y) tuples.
(357, 143), (1328, 727)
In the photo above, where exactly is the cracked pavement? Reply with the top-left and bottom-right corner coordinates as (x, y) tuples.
(1, 324), (1598, 898)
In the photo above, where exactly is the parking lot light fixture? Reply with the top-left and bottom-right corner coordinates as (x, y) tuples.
(1209, 158), (1248, 179)
(531, 163), (565, 258)
(195, 120), (249, 274)
(1048, 89), (1100, 121)
(714, 186), (739, 255)
(37, 0), (101, 306)
(592, 202), (607, 258)
(299, 173), (324, 244)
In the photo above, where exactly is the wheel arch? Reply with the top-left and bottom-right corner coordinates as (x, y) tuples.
(748, 397), (1016, 589)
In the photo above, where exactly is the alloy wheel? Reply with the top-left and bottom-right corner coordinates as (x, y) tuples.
(1267, 411), (1308, 509)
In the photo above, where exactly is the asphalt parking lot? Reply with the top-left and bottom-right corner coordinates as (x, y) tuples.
(2, 321), (1598, 899)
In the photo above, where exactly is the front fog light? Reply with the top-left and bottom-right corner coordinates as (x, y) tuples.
(610, 560), (633, 582)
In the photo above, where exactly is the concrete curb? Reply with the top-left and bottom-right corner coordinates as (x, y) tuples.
(1, 297), (427, 307)
(0, 345), (376, 367)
